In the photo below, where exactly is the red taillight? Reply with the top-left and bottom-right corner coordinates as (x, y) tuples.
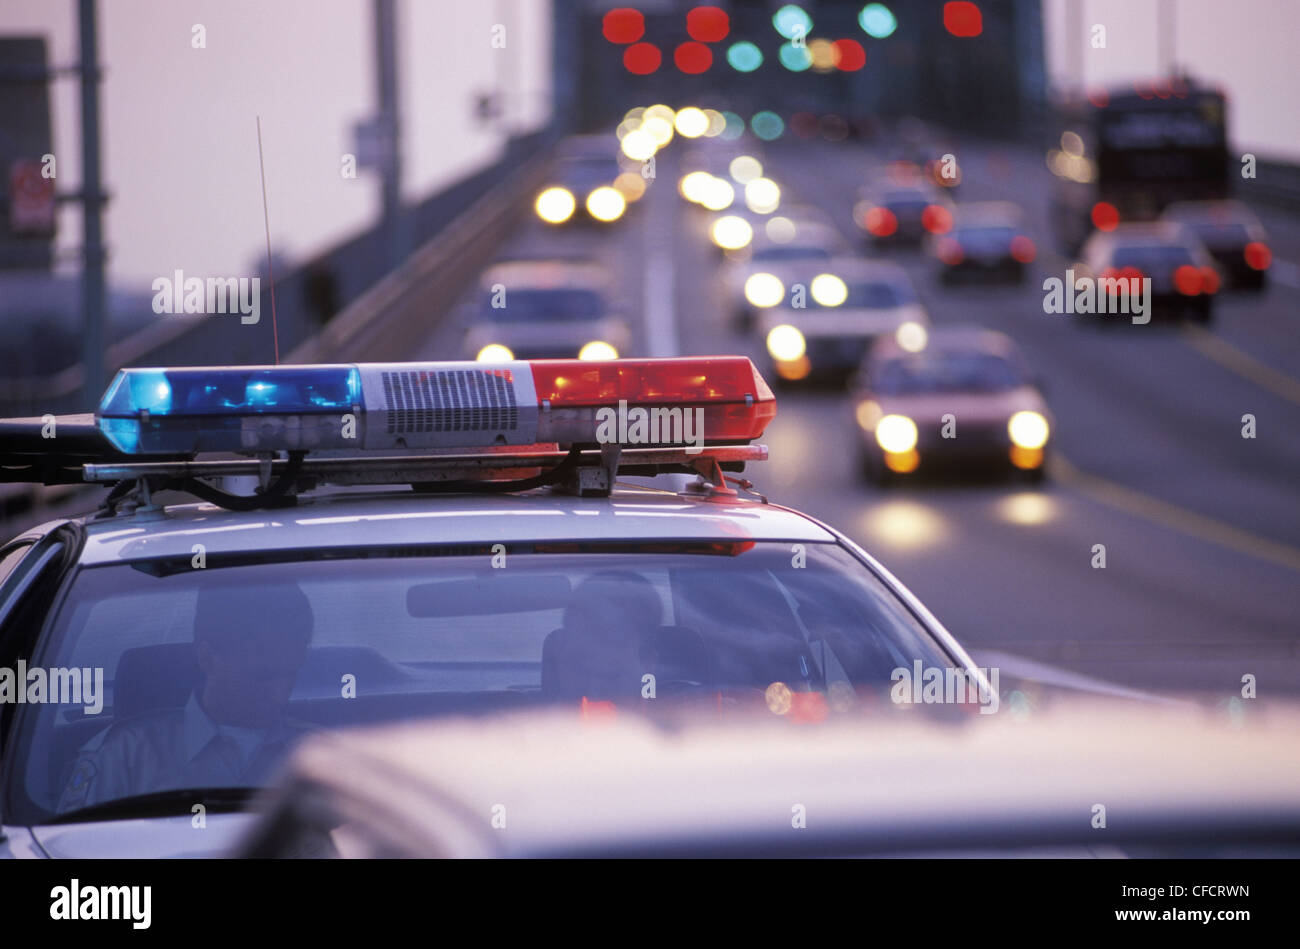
(1199, 266), (1220, 294)
(1173, 264), (1204, 296)
(1009, 235), (1036, 263)
(528, 356), (777, 442)
(1101, 266), (1143, 296)
(921, 204), (952, 234)
(1244, 241), (1272, 271)
(864, 206), (898, 237)
(1091, 201), (1120, 231)
(937, 237), (964, 266)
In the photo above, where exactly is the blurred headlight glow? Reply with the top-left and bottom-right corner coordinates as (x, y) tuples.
(729, 155), (763, 183)
(744, 177), (781, 214)
(620, 129), (657, 161)
(765, 216), (796, 243)
(875, 414), (918, 453)
(810, 273), (848, 307)
(586, 186), (627, 222)
(745, 272), (785, 308)
(578, 340), (619, 361)
(535, 187), (576, 224)
(674, 107), (709, 138)
(1008, 411), (1050, 450)
(700, 176), (735, 210)
(711, 215), (754, 250)
(476, 343), (514, 362)
(895, 321), (928, 352)
(766, 324), (806, 361)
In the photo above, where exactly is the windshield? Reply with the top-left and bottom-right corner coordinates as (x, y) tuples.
(753, 246), (832, 264)
(875, 352), (1024, 395)
(1112, 244), (1196, 272)
(8, 542), (953, 824)
(483, 288), (606, 322)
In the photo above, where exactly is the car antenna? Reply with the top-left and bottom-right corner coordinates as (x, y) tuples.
(256, 115), (281, 365)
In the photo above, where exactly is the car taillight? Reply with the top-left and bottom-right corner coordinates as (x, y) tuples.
(1009, 235), (1036, 263)
(920, 204), (952, 234)
(864, 206), (898, 237)
(1100, 266), (1143, 296)
(937, 237), (964, 266)
(1174, 264), (1208, 296)
(1091, 201), (1119, 231)
(1199, 266), (1220, 294)
(1244, 242), (1272, 271)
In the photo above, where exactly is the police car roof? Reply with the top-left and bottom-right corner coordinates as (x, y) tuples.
(72, 487), (836, 567)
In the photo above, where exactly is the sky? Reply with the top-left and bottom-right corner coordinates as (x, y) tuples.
(0, 0), (552, 286)
(0, 0), (1294, 289)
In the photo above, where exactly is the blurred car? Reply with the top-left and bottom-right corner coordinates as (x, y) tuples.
(851, 327), (1053, 485)
(0, 355), (992, 857)
(758, 258), (931, 383)
(1077, 222), (1222, 324)
(461, 258), (631, 361)
(929, 201), (1036, 284)
(236, 699), (1300, 858)
(726, 220), (847, 331)
(1159, 200), (1272, 290)
(854, 180), (954, 248)
(534, 137), (630, 226)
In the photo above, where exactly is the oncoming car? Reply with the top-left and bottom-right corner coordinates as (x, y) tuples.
(758, 258), (931, 383)
(726, 220), (846, 332)
(850, 328), (1054, 485)
(460, 258), (631, 361)
(0, 356), (987, 857)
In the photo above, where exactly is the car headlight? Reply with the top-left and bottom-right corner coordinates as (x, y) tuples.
(766, 324), (806, 361)
(745, 272), (785, 308)
(875, 414), (918, 453)
(810, 274), (848, 307)
(895, 321), (928, 353)
(535, 187), (576, 224)
(1008, 410), (1049, 449)
(711, 215), (754, 250)
(578, 340), (619, 361)
(476, 343), (514, 362)
(586, 186), (626, 222)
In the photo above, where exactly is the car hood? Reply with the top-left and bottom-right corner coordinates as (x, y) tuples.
(30, 813), (256, 858)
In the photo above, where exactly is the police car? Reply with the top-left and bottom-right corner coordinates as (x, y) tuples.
(0, 356), (987, 858)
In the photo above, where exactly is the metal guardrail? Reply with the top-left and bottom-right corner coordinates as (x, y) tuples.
(1247, 158), (1300, 212)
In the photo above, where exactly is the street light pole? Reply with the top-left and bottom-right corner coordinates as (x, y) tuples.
(78, 0), (105, 409)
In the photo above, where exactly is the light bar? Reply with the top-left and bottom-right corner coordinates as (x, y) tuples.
(96, 357), (776, 456)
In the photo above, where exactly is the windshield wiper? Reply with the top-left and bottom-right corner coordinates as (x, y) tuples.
(47, 786), (258, 824)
